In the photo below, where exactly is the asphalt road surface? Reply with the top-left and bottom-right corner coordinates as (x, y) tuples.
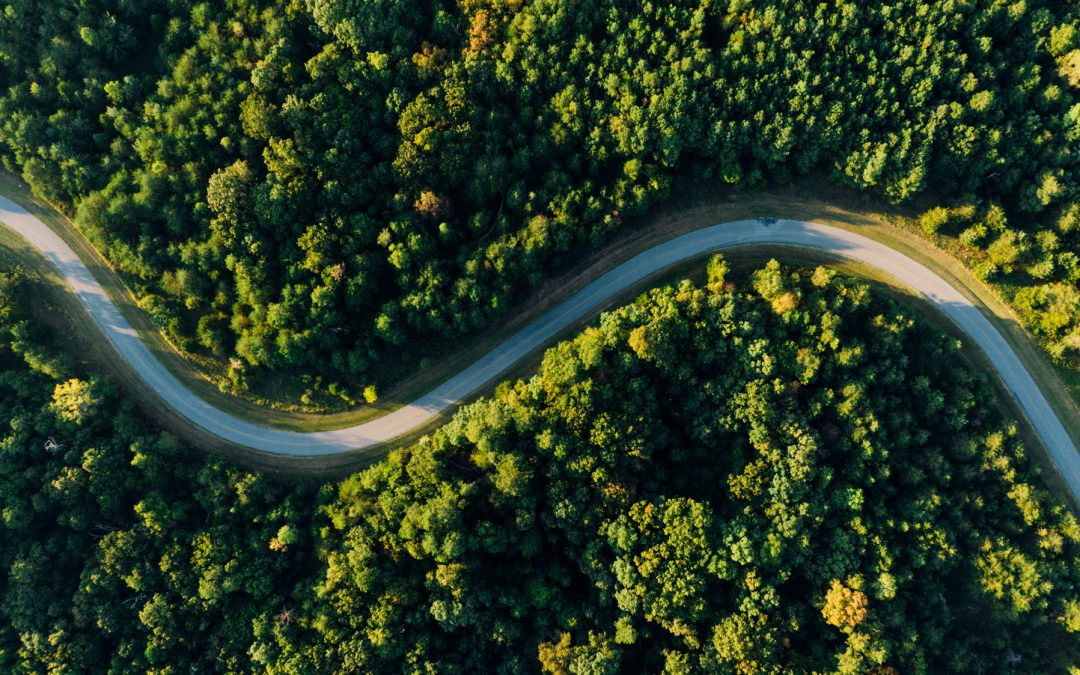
(2, 195), (1077, 501)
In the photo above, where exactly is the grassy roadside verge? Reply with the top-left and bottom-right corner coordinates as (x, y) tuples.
(2, 172), (1077, 487)
(0, 173), (398, 431)
(9, 218), (1078, 499)
(2, 170), (692, 432)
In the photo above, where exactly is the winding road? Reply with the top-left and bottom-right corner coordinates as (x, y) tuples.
(1, 194), (1078, 499)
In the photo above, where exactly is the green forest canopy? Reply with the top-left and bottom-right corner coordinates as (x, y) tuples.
(1, 259), (1076, 672)
(0, 0), (1077, 402)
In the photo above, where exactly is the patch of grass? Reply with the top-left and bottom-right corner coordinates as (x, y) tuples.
(3, 172), (1077, 492)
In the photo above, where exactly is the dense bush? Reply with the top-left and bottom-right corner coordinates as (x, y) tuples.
(1, 261), (1076, 672)
(0, 1), (1076, 396)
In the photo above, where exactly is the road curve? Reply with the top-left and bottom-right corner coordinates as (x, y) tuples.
(1, 195), (1078, 497)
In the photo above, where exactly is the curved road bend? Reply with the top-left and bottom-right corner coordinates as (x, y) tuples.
(1, 195), (1077, 499)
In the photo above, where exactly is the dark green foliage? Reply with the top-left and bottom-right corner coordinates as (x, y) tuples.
(0, 269), (319, 671)
(289, 261), (1079, 673)
(0, 261), (1077, 670)
(1, 0), (1076, 397)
